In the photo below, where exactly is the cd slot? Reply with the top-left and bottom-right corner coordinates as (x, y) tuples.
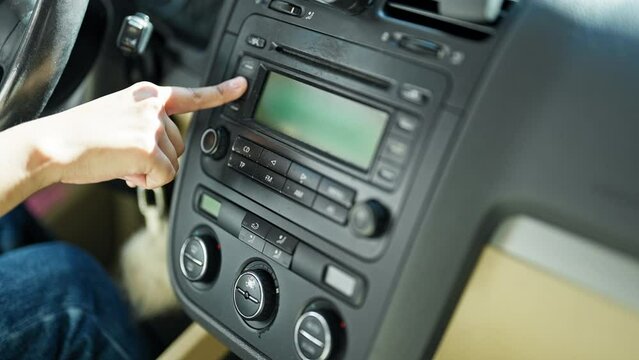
(271, 43), (391, 90)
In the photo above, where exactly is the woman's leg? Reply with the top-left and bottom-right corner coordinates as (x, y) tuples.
(0, 242), (146, 359)
(0, 205), (53, 253)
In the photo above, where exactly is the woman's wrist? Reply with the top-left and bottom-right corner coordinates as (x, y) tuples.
(22, 117), (64, 189)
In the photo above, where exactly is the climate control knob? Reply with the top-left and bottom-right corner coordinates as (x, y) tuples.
(295, 309), (340, 360)
(233, 269), (276, 321)
(348, 200), (389, 238)
(179, 235), (215, 282)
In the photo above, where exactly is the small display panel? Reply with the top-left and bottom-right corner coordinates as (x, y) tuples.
(199, 193), (222, 219)
(254, 72), (389, 171)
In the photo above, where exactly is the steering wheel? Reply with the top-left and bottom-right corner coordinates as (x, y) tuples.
(0, 0), (89, 131)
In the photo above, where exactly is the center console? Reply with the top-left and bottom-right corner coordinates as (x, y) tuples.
(169, 0), (515, 358)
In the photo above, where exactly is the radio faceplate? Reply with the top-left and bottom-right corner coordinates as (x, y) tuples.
(199, 15), (447, 260)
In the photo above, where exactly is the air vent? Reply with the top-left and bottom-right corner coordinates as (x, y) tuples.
(384, 0), (517, 41)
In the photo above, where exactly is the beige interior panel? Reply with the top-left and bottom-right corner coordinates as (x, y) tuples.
(158, 323), (229, 360)
(434, 246), (639, 360)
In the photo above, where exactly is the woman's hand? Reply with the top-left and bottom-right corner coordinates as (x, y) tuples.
(39, 77), (247, 189)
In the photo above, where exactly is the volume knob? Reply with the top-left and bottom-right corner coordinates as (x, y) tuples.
(200, 127), (229, 159)
(349, 200), (389, 238)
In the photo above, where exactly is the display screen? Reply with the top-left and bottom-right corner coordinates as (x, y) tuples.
(199, 193), (222, 219)
(254, 72), (389, 170)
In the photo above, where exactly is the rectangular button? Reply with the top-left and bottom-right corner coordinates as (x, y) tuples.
(381, 135), (411, 164)
(282, 180), (316, 207)
(237, 57), (259, 78)
(372, 162), (401, 190)
(258, 149), (291, 175)
(241, 213), (272, 238)
(269, 0), (303, 17)
(254, 166), (286, 191)
(263, 243), (292, 268)
(399, 84), (431, 105)
(239, 228), (266, 252)
(324, 265), (365, 302)
(287, 163), (321, 190)
(318, 178), (355, 208)
(395, 113), (420, 134)
(232, 137), (263, 160)
(227, 153), (259, 177)
(312, 196), (348, 225)
(246, 35), (266, 49)
(223, 101), (242, 120)
(265, 227), (298, 254)
(398, 36), (442, 57)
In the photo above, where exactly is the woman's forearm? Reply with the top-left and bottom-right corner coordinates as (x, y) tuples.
(0, 119), (59, 216)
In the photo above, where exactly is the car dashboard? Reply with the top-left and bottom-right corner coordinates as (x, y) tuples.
(167, 1), (639, 359)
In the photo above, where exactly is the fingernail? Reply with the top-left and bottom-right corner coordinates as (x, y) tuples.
(227, 76), (246, 89)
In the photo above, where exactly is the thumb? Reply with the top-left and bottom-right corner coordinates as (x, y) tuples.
(162, 76), (248, 116)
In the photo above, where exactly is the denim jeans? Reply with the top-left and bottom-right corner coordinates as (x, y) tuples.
(0, 206), (146, 359)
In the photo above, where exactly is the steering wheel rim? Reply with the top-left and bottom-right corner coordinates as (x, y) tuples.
(0, 0), (89, 131)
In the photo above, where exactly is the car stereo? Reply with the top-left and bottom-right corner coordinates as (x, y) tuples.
(169, 1), (501, 359)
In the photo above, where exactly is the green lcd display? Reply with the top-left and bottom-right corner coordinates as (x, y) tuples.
(199, 193), (222, 218)
(254, 72), (389, 170)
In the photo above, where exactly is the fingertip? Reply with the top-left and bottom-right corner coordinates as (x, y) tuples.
(227, 76), (248, 90)
(223, 76), (248, 99)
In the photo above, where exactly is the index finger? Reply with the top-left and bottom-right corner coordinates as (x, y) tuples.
(162, 76), (248, 116)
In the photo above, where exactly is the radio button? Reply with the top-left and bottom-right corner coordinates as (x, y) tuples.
(223, 101), (242, 120)
(283, 180), (316, 207)
(242, 213), (272, 238)
(258, 150), (291, 175)
(381, 135), (411, 164)
(263, 243), (293, 268)
(318, 178), (355, 208)
(237, 57), (259, 79)
(288, 163), (321, 190)
(227, 153), (259, 177)
(246, 35), (266, 49)
(399, 84), (431, 105)
(313, 196), (348, 225)
(395, 113), (421, 134)
(265, 227), (298, 254)
(269, 0), (303, 17)
(254, 166), (286, 191)
(372, 162), (401, 190)
(232, 137), (263, 160)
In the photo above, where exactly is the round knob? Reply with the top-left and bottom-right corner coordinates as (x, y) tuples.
(313, 0), (370, 14)
(179, 236), (213, 281)
(233, 270), (276, 321)
(200, 127), (229, 159)
(295, 310), (339, 360)
(348, 200), (389, 238)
